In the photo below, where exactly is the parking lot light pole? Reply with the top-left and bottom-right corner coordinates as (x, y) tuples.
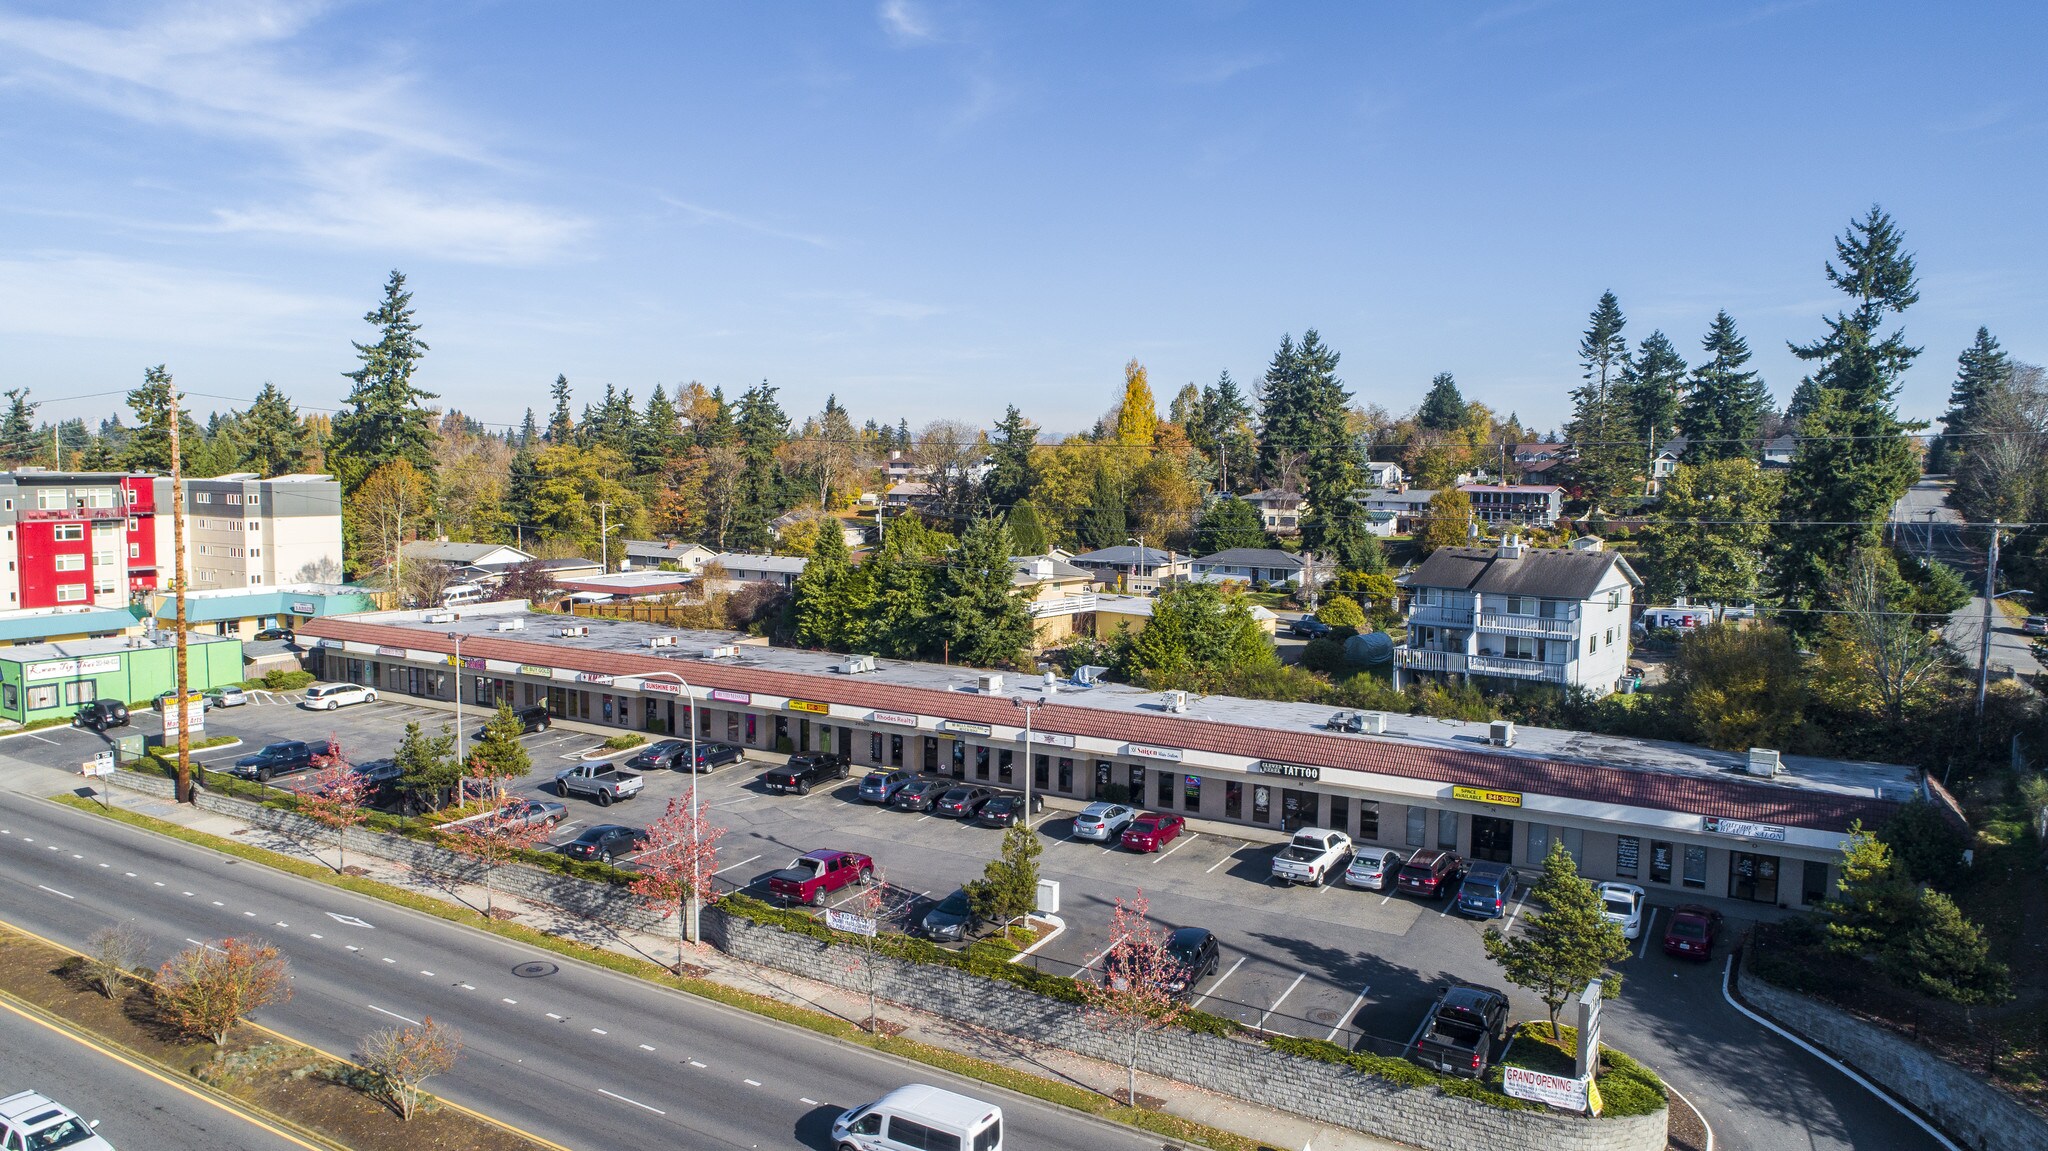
(1013, 696), (1043, 827)
(448, 631), (465, 747)
(638, 669), (701, 943)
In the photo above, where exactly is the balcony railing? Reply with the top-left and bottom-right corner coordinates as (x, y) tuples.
(1394, 647), (1469, 673)
(1406, 604), (1474, 627)
(1027, 593), (1099, 619)
(1475, 611), (1578, 639)
(1466, 654), (1572, 683)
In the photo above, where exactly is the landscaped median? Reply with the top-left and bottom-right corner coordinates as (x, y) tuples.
(81, 768), (1671, 1151)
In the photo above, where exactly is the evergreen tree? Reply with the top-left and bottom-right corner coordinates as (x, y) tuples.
(1006, 500), (1047, 555)
(329, 270), (435, 493)
(936, 517), (1032, 667)
(1640, 460), (1781, 605)
(1679, 311), (1772, 462)
(237, 382), (312, 477)
(632, 385), (679, 474)
(1077, 470), (1128, 551)
(1416, 372), (1466, 432)
(1775, 207), (1923, 613)
(123, 365), (203, 474)
(1255, 333), (1303, 482)
(0, 389), (37, 464)
(1619, 330), (1686, 451)
(1196, 371), (1256, 492)
(1115, 360), (1158, 447)
(791, 519), (871, 651)
(1121, 582), (1277, 686)
(729, 382), (794, 551)
(1192, 496), (1267, 554)
(545, 375), (574, 445)
(1938, 327), (2012, 460)
(1785, 377), (1826, 423)
(1564, 291), (1636, 502)
(518, 408), (538, 450)
(985, 405), (1037, 510)
(468, 703), (533, 789)
(1482, 841), (1628, 1039)
(968, 822), (1043, 926)
(868, 514), (952, 659)
(1288, 329), (1359, 557)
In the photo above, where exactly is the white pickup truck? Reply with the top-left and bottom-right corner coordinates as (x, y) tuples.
(1271, 827), (1354, 885)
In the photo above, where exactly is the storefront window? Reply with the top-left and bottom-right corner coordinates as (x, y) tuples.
(1094, 760), (1113, 798)
(1437, 809), (1459, 850)
(1157, 770), (1173, 807)
(1328, 795), (1349, 836)
(1406, 806), (1426, 847)
(923, 736), (938, 771)
(1057, 757), (1073, 793)
(1281, 788), (1317, 832)
(1183, 774), (1201, 812)
(952, 741), (967, 777)
(1526, 823), (1550, 865)
(1650, 841), (1673, 884)
(975, 746), (990, 780)
(1128, 764), (1146, 801)
(870, 732), (884, 763)
(699, 706), (712, 735)
(728, 712), (741, 742)
(1802, 860), (1829, 906)
(1252, 784), (1271, 824)
(26, 685), (55, 710)
(998, 749), (1012, 783)
(1033, 754), (1049, 790)
(1225, 781), (1242, 819)
(745, 714), (757, 745)
(2, 683), (15, 710)
(890, 734), (904, 766)
(1359, 801), (1379, 841)
(1729, 852), (1778, 902)
(1615, 835), (1640, 879)
(1682, 845), (1708, 889)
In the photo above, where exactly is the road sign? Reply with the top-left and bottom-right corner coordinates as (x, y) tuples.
(825, 910), (877, 937)
(162, 696), (205, 739)
(79, 755), (113, 778)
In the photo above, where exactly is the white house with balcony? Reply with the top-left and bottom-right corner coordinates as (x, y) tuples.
(1011, 554), (1099, 646)
(1392, 535), (1640, 694)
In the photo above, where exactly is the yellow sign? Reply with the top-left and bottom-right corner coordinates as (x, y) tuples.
(1452, 785), (1523, 808)
(786, 699), (830, 715)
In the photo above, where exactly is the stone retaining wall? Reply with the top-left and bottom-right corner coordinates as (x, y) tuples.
(106, 770), (1664, 1151)
(1737, 950), (2048, 1151)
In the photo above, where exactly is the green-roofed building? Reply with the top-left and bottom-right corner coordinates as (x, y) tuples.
(0, 634), (244, 724)
(150, 584), (381, 640)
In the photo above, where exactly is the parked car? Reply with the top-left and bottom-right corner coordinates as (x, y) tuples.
(2026, 616), (2048, 636)
(1070, 802), (1137, 842)
(1119, 811), (1185, 853)
(973, 794), (1023, 828)
(0, 1089), (113, 1151)
(1599, 882), (1646, 940)
(1662, 904), (1725, 960)
(254, 626), (295, 641)
(1271, 827), (1353, 885)
(319, 758), (401, 797)
(934, 785), (996, 818)
(890, 777), (948, 812)
(1104, 926), (1219, 999)
(625, 740), (692, 772)
(303, 682), (377, 710)
(228, 739), (336, 782)
(560, 824), (648, 863)
(1396, 849), (1465, 900)
(152, 689), (211, 714)
(920, 888), (985, 942)
(1454, 862), (1520, 919)
(72, 699), (129, 731)
(761, 752), (850, 795)
(767, 849), (876, 907)
(473, 797), (568, 831)
(1289, 616), (1333, 639)
(859, 769), (916, 804)
(1408, 984), (1511, 1078)
(471, 704), (551, 737)
(204, 685), (249, 708)
(682, 741), (745, 771)
(1344, 846), (1409, 891)
(553, 761), (643, 806)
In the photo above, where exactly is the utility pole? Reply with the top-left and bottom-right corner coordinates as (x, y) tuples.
(1977, 526), (2005, 718)
(168, 385), (192, 803)
(599, 500), (610, 572)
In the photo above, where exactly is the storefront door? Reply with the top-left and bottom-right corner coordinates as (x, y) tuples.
(1280, 789), (1317, 832)
(949, 740), (966, 779)
(1730, 852), (1779, 903)
(1472, 815), (1515, 864)
(1094, 760), (1113, 800)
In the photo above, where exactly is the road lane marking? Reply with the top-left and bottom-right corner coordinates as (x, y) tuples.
(35, 884), (72, 899)
(1325, 985), (1372, 1042)
(688, 1059), (707, 1068)
(1205, 848), (1243, 874)
(346, 945), (361, 952)
(501, 997), (516, 1004)
(1152, 831), (1198, 862)
(590, 1028), (607, 1035)
(460, 983), (476, 990)
(743, 1078), (761, 1087)
(799, 1096), (819, 1105)
(309, 933), (322, 939)
(366, 1003), (422, 1025)
(598, 1088), (665, 1115)
(381, 957), (395, 963)
(211, 900), (224, 906)
(24, 733), (56, 745)
(1638, 909), (1659, 958)
(546, 1012), (564, 1020)
(124, 872), (135, 877)
(420, 971), (435, 977)
(1256, 972), (1308, 1031)
(1190, 956), (1245, 1009)
(639, 1043), (657, 1051)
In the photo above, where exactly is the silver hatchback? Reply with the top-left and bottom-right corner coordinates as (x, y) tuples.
(1070, 802), (1137, 842)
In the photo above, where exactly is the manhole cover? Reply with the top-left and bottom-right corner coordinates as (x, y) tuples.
(1308, 1009), (1338, 1025)
(513, 961), (559, 979)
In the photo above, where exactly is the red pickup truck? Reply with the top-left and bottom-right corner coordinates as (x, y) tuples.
(766, 849), (876, 906)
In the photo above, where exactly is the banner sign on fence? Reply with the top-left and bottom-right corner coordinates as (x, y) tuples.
(1502, 1066), (1591, 1111)
(825, 910), (877, 937)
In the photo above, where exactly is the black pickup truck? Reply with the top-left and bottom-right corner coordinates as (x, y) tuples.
(760, 752), (850, 795)
(228, 739), (337, 782)
(1408, 984), (1511, 1079)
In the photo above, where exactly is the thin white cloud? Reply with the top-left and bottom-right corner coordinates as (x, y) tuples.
(792, 290), (944, 321)
(1167, 51), (1277, 86)
(0, 1), (586, 264)
(878, 0), (935, 44)
(0, 252), (345, 348)
(658, 196), (834, 249)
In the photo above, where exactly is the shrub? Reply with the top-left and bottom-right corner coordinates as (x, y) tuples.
(361, 1016), (462, 1120)
(1877, 800), (1968, 888)
(261, 668), (315, 691)
(1300, 637), (1349, 675)
(601, 733), (647, 751)
(1315, 595), (1367, 631)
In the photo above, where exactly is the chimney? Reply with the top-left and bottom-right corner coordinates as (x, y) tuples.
(1497, 533), (1527, 560)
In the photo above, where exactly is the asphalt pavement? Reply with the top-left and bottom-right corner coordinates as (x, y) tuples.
(1892, 477), (2041, 679)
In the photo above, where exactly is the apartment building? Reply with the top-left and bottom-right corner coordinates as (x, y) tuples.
(1457, 483), (1565, 527)
(0, 470), (161, 610)
(182, 474), (343, 589)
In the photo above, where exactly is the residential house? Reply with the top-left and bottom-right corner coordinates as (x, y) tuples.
(1066, 545), (1191, 593)
(1088, 594), (1279, 640)
(771, 511), (868, 549)
(1011, 554), (1099, 646)
(401, 540), (534, 572)
(1393, 535), (1640, 693)
(1762, 435), (1796, 469)
(1509, 444), (1566, 485)
(1244, 489), (1308, 536)
(883, 482), (940, 515)
(712, 553), (808, 590)
(1363, 461), (1405, 488)
(1190, 548), (1318, 588)
(1457, 484), (1565, 527)
(620, 539), (718, 574)
(1359, 487), (1437, 531)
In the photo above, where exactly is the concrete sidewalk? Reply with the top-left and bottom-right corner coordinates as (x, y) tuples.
(85, 783), (1410, 1151)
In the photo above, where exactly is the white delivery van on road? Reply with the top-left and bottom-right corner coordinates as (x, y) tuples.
(832, 1084), (1003, 1151)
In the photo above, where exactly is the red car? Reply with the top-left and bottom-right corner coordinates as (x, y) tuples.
(1662, 904), (1724, 960)
(1119, 812), (1185, 853)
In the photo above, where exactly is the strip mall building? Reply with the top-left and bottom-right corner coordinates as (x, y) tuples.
(299, 602), (1920, 910)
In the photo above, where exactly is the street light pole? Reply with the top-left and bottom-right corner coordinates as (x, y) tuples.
(1013, 696), (1043, 828)
(448, 630), (464, 752)
(640, 669), (700, 944)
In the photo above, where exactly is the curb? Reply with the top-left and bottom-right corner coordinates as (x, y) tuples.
(1011, 912), (1066, 963)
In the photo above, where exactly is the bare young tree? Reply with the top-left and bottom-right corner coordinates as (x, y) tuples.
(399, 559), (458, 609)
(1821, 548), (1953, 723)
(628, 791), (728, 959)
(300, 743), (372, 873)
(1954, 364), (2048, 525)
(360, 1016), (463, 1121)
(1078, 891), (1188, 1106)
(443, 798), (553, 919)
(836, 870), (890, 1032)
(155, 937), (292, 1046)
(84, 924), (148, 998)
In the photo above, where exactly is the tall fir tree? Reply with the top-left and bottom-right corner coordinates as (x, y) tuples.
(985, 405), (1037, 510)
(936, 517), (1032, 667)
(518, 408), (538, 450)
(728, 382), (793, 551)
(791, 518), (871, 651)
(631, 384), (679, 474)
(1563, 291), (1636, 503)
(867, 514), (953, 660)
(1416, 372), (1466, 432)
(122, 365), (204, 474)
(1006, 500), (1048, 554)
(1255, 333), (1303, 483)
(328, 270), (435, 493)
(1196, 370), (1256, 492)
(545, 375), (574, 445)
(1192, 495), (1268, 554)
(1288, 329), (1359, 556)
(1077, 469), (1128, 551)
(1775, 207), (1923, 614)
(0, 389), (37, 465)
(237, 382), (312, 477)
(1619, 331), (1686, 452)
(1679, 311), (1772, 462)
(1937, 327), (2012, 461)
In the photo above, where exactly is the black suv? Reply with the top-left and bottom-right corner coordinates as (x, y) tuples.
(1409, 984), (1511, 1078)
(229, 739), (336, 782)
(73, 700), (129, 731)
(760, 752), (849, 795)
(474, 704), (551, 737)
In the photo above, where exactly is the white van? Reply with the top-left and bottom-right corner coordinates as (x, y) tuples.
(304, 682), (378, 710)
(441, 583), (486, 607)
(832, 1084), (1002, 1151)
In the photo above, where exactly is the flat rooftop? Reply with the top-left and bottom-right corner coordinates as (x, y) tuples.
(0, 633), (239, 663)
(328, 603), (1917, 809)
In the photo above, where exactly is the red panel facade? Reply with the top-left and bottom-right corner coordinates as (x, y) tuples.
(15, 517), (91, 609)
(122, 476), (158, 592)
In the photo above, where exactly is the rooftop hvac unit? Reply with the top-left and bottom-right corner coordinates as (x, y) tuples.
(702, 644), (739, 660)
(648, 635), (677, 648)
(839, 654), (878, 675)
(977, 674), (1004, 695)
(1361, 711), (1387, 734)
(1073, 665), (1108, 687)
(423, 611), (456, 624)
(1746, 748), (1782, 776)
(1490, 720), (1515, 747)
(1161, 690), (1188, 713)
(557, 626), (589, 638)
(494, 618), (525, 632)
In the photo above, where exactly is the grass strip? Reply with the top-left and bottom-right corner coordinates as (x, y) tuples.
(53, 795), (1260, 1151)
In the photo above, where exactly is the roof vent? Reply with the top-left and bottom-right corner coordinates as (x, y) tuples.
(702, 644), (739, 660)
(1073, 665), (1107, 687)
(1161, 690), (1188, 713)
(493, 618), (525, 632)
(1497, 534), (1527, 560)
(648, 635), (677, 648)
(1746, 748), (1782, 776)
(838, 654), (878, 675)
(423, 611), (456, 624)
(977, 673), (1004, 695)
(1490, 719), (1516, 747)
(557, 626), (588, 638)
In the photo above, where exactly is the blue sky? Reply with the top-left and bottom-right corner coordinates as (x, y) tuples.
(0, 1), (2042, 437)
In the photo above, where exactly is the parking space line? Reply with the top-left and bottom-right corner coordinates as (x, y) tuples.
(1503, 892), (1529, 932)
(1151, 832), (1198, 863)
(1256, 972), (1307, 1031)
(1205, 847), (1244, 874)
(1080, 934), (1126, 973)
(712, 854), (761, 875)
(1638, 908), (1659, 958)
(1325, 985), (1371, 1042)
(1190, 956), (1243, 1009)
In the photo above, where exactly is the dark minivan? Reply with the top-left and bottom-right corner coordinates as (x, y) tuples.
(1454, 862), (1520, 919)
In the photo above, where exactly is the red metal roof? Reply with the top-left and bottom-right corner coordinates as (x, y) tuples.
(301, 617), (1896, 833)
